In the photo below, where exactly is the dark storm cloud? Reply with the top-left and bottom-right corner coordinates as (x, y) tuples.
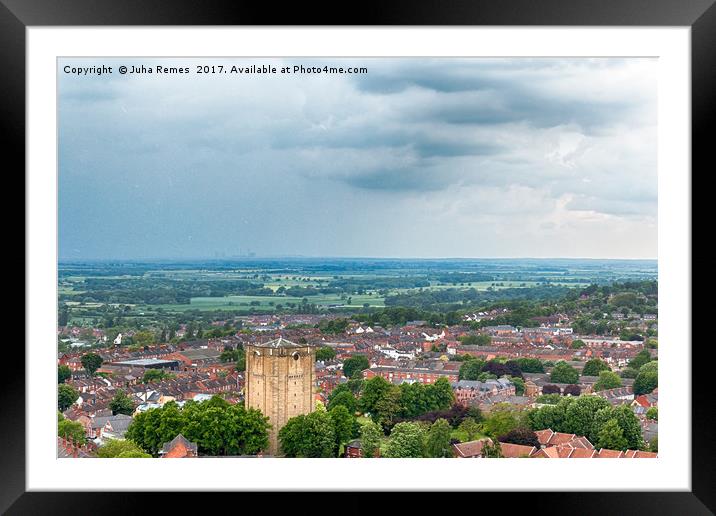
(58, 57), (657, 259)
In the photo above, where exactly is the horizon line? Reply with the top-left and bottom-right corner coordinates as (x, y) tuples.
(58, 255), (658, 263)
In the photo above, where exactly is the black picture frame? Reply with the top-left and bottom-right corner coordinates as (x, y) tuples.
(4, 0), (711, 513)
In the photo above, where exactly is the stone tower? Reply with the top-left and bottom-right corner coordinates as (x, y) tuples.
(244, 337), (315, 455)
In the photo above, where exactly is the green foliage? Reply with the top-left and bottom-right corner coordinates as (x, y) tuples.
(594, 404), (644, 450)
(649, 436), (658, 453)
(58, 384), (79, 412)
(634, 367), (658, 395)
(58, 418), (86, 444)
(393, 378), (455, 420)
(279, 410), (336, 457)
(456, 417), (482, 442)
(315, 346), (337, 362)
(593, 371), (622, 392)
(535, 393), (562, 405)
(116, 450), (152, 458)
(359, 420), (383, 458)
(629, 349), (652, 370)
(570, 339), (586, 349)
(596, 418), (629, 451)
(639, 360), (658, 374)
(342, 355), (370, 379)
(132, 330), (156, 346)
(97, 439), (149, 458)
(481, 403), (522, 438)
(509, 376), (525, 395)
(125, 397), (270, 456)
(425, 418), (453, 457)
(110, 389), (135, 416)
(328, 405), (357, 454)
(563, 395), (611, 442)
(327, 389), (357, 414)
(620, 368), (639, 379)
(318, 318), (350, 334)
(142, 369), (175, 383)
(459, 359), (485, 380)
(582, 359), (610, 377)
(482, 440), (503, 458)
(458, 334), (491, 346)
(550, 361), (579, 384)
(374, 386), (402, 427)
(384, 422), (425, 458)
(220, 348), (245, 372)
(58, 365), (72, 384)
(359, 376), (392, 415)
(646, 407), (658, 421)
(81, 353), (104, 376)
(514, 357), (545, 373)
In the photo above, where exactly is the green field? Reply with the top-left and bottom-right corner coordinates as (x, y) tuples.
(149, 293), (385, 313)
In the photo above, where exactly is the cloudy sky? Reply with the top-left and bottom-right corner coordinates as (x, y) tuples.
(58, 57), (657, 260)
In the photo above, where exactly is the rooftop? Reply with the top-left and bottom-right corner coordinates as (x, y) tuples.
(248, 337), (309, 349)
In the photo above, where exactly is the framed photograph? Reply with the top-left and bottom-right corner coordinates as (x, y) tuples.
(6, 0), (711, 512)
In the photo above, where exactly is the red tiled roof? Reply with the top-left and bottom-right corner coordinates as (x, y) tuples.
(499, 442), (537, 458)
(596, 449), (625, 458)
(453, 438), (494, 458)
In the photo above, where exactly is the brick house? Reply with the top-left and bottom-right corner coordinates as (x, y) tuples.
(159, 434), (198, 458)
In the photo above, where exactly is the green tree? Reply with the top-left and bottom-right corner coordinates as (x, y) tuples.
(329, 405), (356, 455)
(315, 347), (337, 362)
(374, 386), (402, 427)
(117, 450), (152, 458)
(582, 358), (610, 377)
(59, 306), (69, 327)
(458, 359), (485, 381)
(425, 418), (453, 458)
(279, 410), (336, 457)
(634, 369), (658, 395)
(482, 440), (503, 458)
(570, 339), (585, 349)
(384, 422), (425, 458)
(620, 368), (639, 379)
(457, 417), (482, 441)
(109, 389), (135, 416)
(81, 353), (103, 376)
(97, 439), (150, 458)
(126, 396), (269, 456)
(563, 395), (611, 442)
(593, 370), (622, 391)
(515, 358), (545, 373)
(360, 420), (383, 458)
(58, 365), (71, 384)
(550, 361), (579, 384)
(646, 407), (658, 421)
(342, 355), (370, 379)
(430, 377), (456, 410)
(509, 376), (525, 395)
(133, 330), (156, 346)
(58, 383), (79, 412)
(482, 403), (521, 438)
(649, 436), (658, 453)
(58, 416), (86, 444)
(594, 404), (644, 450)
(359, 376), (391, 415)
(595, 418), (628, 451)
(142, 369), (174, 383)
(327, 390), (357, 414)
(629, 349), (652, 370)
